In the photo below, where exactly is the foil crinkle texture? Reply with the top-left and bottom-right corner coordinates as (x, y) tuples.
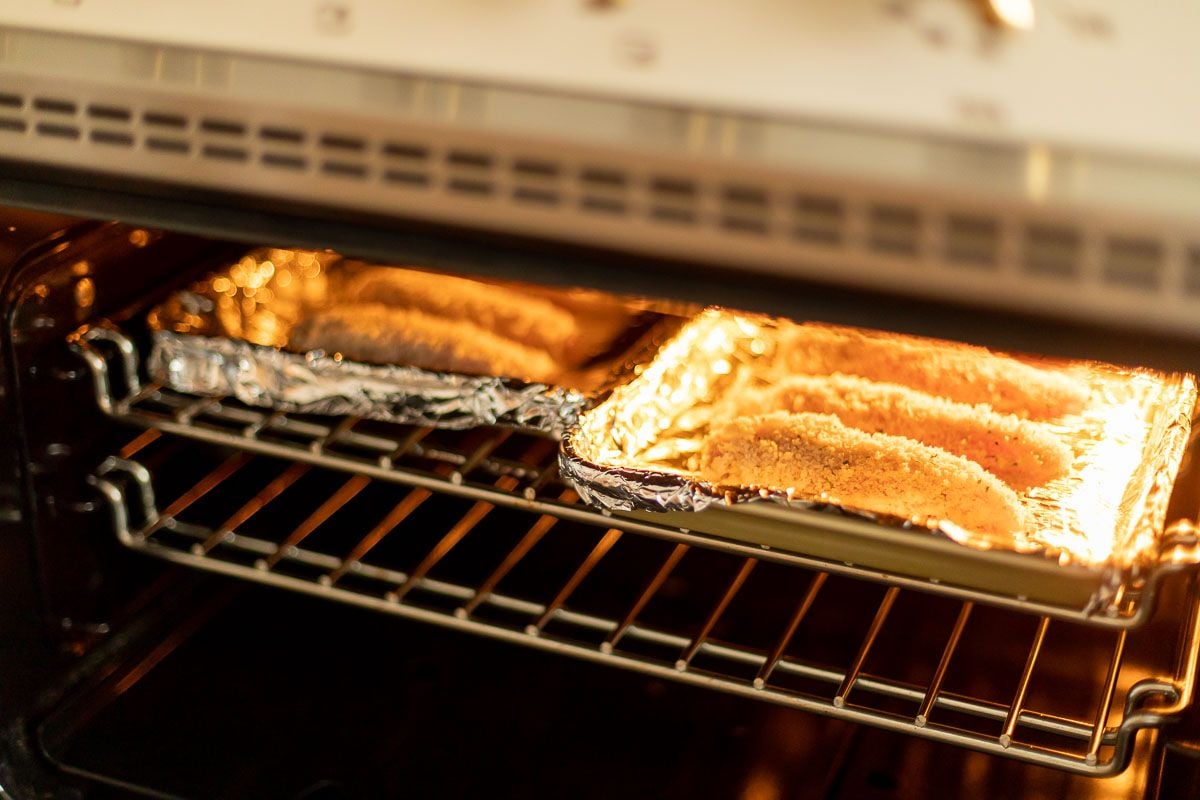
(146, 247), (666, 438)
(561, 309), (1200, 587)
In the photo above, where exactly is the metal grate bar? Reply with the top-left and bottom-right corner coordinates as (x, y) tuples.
(194, 461), (311, 556)
(386, 494), (503, 603)
(522, 461), (562, 500)
(324, 487), (432, 585)
(755, 571), (828, 689)
(88, 446), (1200, 777)
(677, 558), (757, 671)
(313, 415), (361, 453)
(1086, 630), (1128, 764)
(528, 527), (623, 635)
(916, 601), (974, 727)
(173, 395), (218, 424)
(157, 452), (251, 522)
(378, 427), (431, 469)
(257, 474), (371, 570)
(1001, 616), (1052, 748)
(73, 323), (1186, 630)
(603, 542), (689, 654)
(118, 428), (161, 458)
(458, 501), (569, 618)
(451, 430), (516, 482)
(835, 586), (901, 708)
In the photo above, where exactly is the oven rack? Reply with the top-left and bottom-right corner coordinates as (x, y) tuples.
(72, 324), (1197, 628)
(89, 433), (1200, 778)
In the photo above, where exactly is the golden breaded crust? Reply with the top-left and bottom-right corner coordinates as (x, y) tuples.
(289, 303), (560, 382)
(699, 412), (1025, 541)
(340, 267), (583, 363)
(732, 374), (1072, 489)
(777, 324), (1088, 420)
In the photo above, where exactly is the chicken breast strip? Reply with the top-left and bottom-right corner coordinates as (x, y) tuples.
(340, 267), (583, 364)
(728, 374), (1072, 489)
(289, 303), (561, 382)
(777, 324), (1089, 420)
(700, 412), (1026, 541)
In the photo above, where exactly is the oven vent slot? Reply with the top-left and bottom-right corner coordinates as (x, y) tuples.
(261, 126), (305, 144)
(945, 214), (1000, 269)
(648, 176), (699, 226)
(382, 141), (432, 187)
(32, 96), (77, 115)
(719, 186), (769, 235)
(444, 149), (495, 196)
(144, 111), (187, 130)
(868, 205), (920, 256)
(317, 133), (369, 180)
(511, 158), (562, 207)
(201, 144), (248, 163)
(34, 121), (80, 140)
(1104, 237), (1163, 291)
(4, 80), (1200, 335)
(89, 129), (134, 148)
(85, 104), (131, 122)
(1187, 247), (1200, 294)
(145, 137), (189, 155)
(1023, 225), (1081, 279)
(793, 195), (844, 244)
(200, 118), (246, 137)
(580, 167), (630, 215)
(261, 152), (306, 171)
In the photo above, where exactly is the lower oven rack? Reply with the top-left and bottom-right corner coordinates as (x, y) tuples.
(90, 434), (1200, 778)
(72, 323), (1198, 628)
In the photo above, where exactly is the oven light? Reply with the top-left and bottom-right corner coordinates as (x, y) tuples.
(986, 0), (1036, 31)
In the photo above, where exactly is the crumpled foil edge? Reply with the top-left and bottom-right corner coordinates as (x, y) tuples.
(559, 433), (925, 528)
(150, 329), (588, 437)
(557, 431), (1170, 620)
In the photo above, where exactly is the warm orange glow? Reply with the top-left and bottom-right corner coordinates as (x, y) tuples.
(988, 0), (1035, 30)
(572, 309), (1197, 568)
(175, 247), (335, 348)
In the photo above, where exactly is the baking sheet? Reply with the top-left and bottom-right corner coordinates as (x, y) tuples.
(147, 248), (679, 437)
(561, 309), (1200, 617)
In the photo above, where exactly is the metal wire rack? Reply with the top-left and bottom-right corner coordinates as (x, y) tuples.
(90, 431), (1199, 778)
(71, 324), (1198, 628)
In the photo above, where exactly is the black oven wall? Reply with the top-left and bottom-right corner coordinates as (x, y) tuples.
(0, 215), (219, 701)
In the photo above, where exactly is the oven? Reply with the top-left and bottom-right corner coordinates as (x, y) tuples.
(1, 5), (1199, 798)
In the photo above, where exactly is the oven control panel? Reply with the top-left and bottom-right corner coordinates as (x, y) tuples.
(1, 0), (1197, 162)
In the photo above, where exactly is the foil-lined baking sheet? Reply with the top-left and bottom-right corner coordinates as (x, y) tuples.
(561, 309), (1199, 611)
(147, 248), (677, 437)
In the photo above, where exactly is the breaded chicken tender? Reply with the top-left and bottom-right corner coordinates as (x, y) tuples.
(777, 324), (1088, 420)
(340, 267), (583, 363)
(700, 412), (1026, 540)
(730, 374), (1072, 489)
(290, 303), (560, 382)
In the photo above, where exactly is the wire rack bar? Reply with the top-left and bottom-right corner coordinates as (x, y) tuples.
(89, 447), (1200, 778)
(754, 571), (828, 690)
(835, 586), (901, 708)
(676, 558), (757, 671)
(72, 324), (1195, 629)
(916, 601), (973, 727)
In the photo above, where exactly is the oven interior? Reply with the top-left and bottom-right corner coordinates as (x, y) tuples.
(4, 218), (1200, 799)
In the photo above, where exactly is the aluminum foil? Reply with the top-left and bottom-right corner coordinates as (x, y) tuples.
(147, 248), (673, 437)
(561, 309), (1200, 611)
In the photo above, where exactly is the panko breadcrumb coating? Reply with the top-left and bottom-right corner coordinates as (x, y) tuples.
(777, 324), (1088, 420)
(700, 412), (1026, 540)
(290, 303), (560, 382)
(340, 267), (584, 364)
(730, 374), (1072, 489)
